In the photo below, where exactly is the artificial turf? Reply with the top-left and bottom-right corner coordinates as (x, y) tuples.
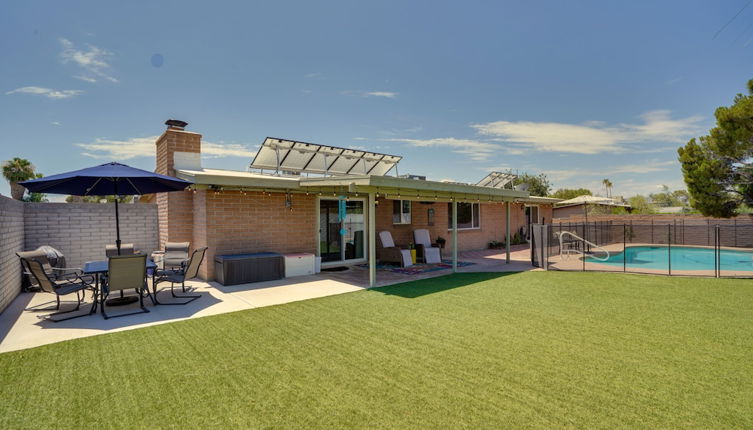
(1, 271), (752, 429)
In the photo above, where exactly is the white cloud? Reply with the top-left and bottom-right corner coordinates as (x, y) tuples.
(342, 90), (398, 98)
(51, 121), (62, 126)
(202, 142), (257, 158)
(75, 75), (98, 83)
(6, 86), (83, 99)
(472, 110), (704, 154)
(60, 38), (118, 83)
(364, 91), (398, 98)
(387, 137), (501, 161)
(77, 136), (256, 160)
(542, 160), (677, 183)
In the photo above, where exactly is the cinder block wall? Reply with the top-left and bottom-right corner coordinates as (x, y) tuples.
(0, 196), (25, 313)
(24, 203), (159, 269)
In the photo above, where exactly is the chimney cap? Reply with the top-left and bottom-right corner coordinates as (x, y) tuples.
(165, 119), (188, 129)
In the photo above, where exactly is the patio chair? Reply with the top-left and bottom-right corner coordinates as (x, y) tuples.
(377, 231), (412, 267)
(22, 258), (92, 322)
(101, 254), (150, 319)
(105, 243), (135, 257)
(17, 246), (91, 291)
(414, 229), (442, 264)
(153, 247), (207, 305)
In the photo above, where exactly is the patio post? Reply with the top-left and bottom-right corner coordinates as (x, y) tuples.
(452, 200), (458, 272)
(505, 201), (511, 263)
(368, 192), (376, 287)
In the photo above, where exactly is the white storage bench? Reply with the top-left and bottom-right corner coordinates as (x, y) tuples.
(283, 253), (316, 277)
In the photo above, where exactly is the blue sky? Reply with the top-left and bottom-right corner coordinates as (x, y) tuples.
(1, 1), (751, 199)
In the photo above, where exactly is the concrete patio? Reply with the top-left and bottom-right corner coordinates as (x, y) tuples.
(0, 246), (534, 353)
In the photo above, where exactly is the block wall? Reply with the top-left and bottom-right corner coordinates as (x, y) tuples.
(24, 202), (159, 269)
(0, 196), (25, 313)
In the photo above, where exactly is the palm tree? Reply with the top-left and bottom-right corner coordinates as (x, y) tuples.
(2, 158), (36, 200)
(602, 178), (613, 198)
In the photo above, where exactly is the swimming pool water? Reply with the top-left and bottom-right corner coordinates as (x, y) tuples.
(586, 246), (753, 271)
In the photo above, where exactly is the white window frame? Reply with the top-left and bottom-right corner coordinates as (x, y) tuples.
(448, 202), (481, 231)
(392, 200), (412, 225)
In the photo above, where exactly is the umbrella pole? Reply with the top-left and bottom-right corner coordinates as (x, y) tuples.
(114, 181), (121, 255)
(114, 181), (125, 301)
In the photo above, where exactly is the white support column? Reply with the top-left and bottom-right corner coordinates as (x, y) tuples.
(368, 192), (377, 287)
(452, 200), (458, 272)
(505, 201), (511, 264)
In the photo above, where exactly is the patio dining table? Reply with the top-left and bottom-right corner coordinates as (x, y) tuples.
(83, 258), (158, 314)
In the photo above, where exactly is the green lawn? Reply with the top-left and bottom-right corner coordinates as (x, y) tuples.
(1, 272), (752, 429)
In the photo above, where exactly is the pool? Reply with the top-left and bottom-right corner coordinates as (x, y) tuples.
(586, 245), (753, 272)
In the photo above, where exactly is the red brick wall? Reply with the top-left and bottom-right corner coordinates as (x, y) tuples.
(197, 191), (317, 280)
(375, 199), (530, 252)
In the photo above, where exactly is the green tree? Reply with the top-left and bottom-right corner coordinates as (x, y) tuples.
(678, 79), (753, 217)
(2, 157), (36, 200)
(22, 173), (47, 202)
(513, 173), (551, 197)
(627, 195), (655, 214)
(602, 179), (613, 198)
(550, 188), (593, 200)
(649, 185), (690, 208)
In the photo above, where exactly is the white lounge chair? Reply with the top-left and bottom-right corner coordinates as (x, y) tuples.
(414, 229), (442, 264)
(377, 231), (413, 267)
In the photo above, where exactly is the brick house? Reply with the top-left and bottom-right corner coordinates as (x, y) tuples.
(155, 120), (557, 285)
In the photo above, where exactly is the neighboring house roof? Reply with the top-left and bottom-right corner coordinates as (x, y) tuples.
(555, 195), (631, 208)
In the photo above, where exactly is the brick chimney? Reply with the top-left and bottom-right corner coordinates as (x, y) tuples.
(156, 119), (201, 176)
(155, 119), (201, 249)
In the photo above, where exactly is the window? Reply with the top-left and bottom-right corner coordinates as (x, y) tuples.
(448, 202), (480, 229)
(392, 200), (412, 224)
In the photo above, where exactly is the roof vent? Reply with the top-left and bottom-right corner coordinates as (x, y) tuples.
(165, 119), (188, 130)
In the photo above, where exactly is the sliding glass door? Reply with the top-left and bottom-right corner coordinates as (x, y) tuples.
(319, 199), (365, 263)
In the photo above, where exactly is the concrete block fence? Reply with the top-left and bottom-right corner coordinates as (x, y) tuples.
(0, 197), (25, 313)
(0, 195), (158, 313)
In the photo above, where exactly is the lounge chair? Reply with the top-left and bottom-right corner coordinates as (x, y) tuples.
(414, 229), (442, 264)
(105, 243), (135, 257)
(153, 247), (207, 305)
(377, 231), (412, 267)
(100, 254), (150, 319)
(22, 258), (92, 322)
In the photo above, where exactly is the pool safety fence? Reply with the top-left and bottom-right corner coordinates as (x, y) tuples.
(531, 222), (753, 278)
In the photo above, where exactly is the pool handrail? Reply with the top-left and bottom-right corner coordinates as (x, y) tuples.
(556, 231), (611, 262)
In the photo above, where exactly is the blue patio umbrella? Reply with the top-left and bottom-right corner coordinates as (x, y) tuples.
(19, 162), (192, 254)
